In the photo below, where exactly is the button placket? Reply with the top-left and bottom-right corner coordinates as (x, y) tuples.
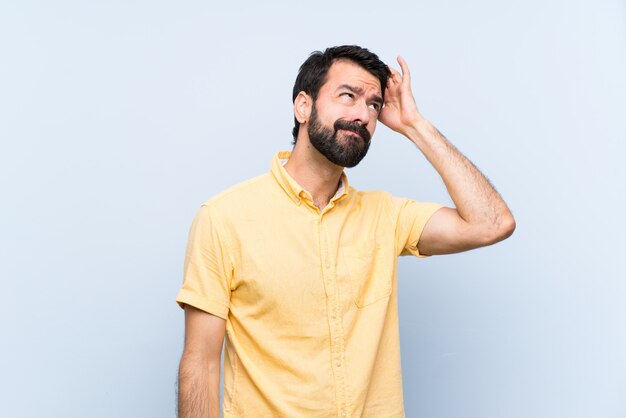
(319, 216), (349, 415)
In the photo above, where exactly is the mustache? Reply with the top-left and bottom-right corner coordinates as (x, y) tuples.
(334, 120), (371, 142)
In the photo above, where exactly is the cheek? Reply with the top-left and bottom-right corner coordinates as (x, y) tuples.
(316, 107), (339, 126)
(368, 120), (377, 136)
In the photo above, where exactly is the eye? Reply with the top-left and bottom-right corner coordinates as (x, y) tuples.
(340, 92), (355, 99)
(369, 103), (381, 112)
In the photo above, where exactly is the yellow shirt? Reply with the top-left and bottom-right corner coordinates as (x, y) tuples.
(176, 151), (442, 418)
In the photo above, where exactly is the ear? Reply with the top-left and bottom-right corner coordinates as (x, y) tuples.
(294, 91), (312, 124)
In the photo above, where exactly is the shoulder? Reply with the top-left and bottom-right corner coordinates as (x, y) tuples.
(343, 187), (399, 221)
(190, 173), (274, 228)
(201, 173), (273, 211)
(350, 187), (393, 202)
(349, 187), (442, 219)
(349, 187), (398, 211)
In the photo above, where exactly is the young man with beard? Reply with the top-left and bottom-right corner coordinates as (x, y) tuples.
(176, 45), (515, 418)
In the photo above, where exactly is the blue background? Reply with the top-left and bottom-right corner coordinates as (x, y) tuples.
(1, 1), (625, 417)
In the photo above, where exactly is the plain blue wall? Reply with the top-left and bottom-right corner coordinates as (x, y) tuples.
(1, 1), (625, 417)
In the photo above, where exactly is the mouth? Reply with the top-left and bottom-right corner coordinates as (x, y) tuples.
(339, 129), (363, 139)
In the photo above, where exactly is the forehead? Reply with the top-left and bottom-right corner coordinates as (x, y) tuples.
(321, 59), (382, 96)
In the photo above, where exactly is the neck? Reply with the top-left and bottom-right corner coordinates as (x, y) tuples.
(284, 137), (344, 210)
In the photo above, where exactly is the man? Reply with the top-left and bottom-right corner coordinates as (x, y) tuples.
(176, 45), (515, 418)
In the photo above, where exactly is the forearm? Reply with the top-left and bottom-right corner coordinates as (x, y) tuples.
(379, 56), (514, 252)
(178, 353), (221, 418)
(406, 116), (514, 237)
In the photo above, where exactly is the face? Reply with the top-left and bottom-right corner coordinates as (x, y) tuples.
(307, 103), (371, 168)
(306, 60), (383, 168)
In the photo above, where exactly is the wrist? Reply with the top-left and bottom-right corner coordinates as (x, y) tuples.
(405, 115), (435, 145)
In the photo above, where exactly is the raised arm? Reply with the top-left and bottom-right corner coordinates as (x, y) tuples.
(178, 305), (226, 418)
(379, 56), (515, 255)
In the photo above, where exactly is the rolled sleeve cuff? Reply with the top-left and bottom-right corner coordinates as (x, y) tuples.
(175, 289), (229, 320)
(404, 203), (445, 258)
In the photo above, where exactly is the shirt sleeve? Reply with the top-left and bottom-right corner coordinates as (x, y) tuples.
(175, 204), (233, 320)
(393, 197), (444, 258)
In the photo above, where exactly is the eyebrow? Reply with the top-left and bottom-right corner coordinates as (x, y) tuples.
(338, 84), (384, 106)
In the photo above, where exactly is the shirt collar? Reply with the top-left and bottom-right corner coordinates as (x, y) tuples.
(270, 151), (349, 206)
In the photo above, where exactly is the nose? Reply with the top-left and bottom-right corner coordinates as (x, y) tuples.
(350, 99), (370, 126)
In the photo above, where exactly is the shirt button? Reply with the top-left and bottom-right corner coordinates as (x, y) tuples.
(341, 411), (347, 417)
(336, 360), (341, 367)
(331, 312), (337, 319)
(325, 261), (331, 269)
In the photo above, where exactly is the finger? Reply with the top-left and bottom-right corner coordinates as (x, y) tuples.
(396, 55), (411, 86)
(387, 65), (401, 81)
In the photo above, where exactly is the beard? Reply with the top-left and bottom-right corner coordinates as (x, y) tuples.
(307, 104), (372, 168)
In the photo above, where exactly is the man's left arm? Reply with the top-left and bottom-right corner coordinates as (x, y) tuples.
(379, 56), (516, 255)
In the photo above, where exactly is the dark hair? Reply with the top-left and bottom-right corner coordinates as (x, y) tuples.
(291, 45), (392, 142)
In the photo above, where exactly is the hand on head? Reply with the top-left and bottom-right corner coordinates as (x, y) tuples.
(378, 56), (423, 137)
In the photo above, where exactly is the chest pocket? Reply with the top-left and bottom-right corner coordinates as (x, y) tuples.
(342, 241), (393, 308)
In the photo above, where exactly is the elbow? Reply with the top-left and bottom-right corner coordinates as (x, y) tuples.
(489, 212), (516, 244)
(501, 213), (516, 239)
(474, 213), (515, 247)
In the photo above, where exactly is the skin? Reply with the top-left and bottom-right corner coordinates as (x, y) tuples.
(285, 60), (383, 209)
(178, 306), (225, 418)
(288, 57), (515, 252)
(178, 56), (516, 418)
